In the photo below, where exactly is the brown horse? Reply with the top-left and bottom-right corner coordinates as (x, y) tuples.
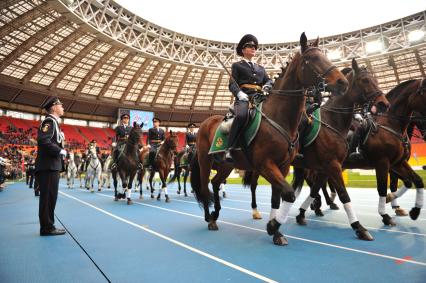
(342, 78), (426, 223)
(112, 123), (144, 205)
(190, 32), (349, 246)
(140, 131), (178, 203)
(168, 146), (196, 197)
(245, 59), (389, 241)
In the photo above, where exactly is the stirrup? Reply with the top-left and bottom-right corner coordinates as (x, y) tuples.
(111, 163), (117, 169)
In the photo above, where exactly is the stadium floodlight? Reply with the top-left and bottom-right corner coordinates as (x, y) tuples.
(327, 48), (342, 61)
(365, 40), (383, 54)
(408, 30), (425, 43)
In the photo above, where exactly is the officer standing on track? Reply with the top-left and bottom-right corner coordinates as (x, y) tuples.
(35, 96), (67, 236)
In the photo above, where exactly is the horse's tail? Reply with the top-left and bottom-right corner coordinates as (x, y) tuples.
(190, 152), (213, 207)
(292, 167), (305, 194)
(242, 171), (253, 188)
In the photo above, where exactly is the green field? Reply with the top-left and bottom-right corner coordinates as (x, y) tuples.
(225, 170), (426, 188)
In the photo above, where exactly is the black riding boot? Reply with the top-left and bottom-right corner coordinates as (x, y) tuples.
(226, 100), (249, 162)
(348, 128), (364, 160)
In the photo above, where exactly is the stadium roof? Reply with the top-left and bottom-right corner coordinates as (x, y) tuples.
(0, 0), (425, 125)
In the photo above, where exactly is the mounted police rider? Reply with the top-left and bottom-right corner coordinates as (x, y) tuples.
(147, 117), (165, 169)
(110, 113), (132, 169)
(348, 104), (378, 160)
(185, 123), (197, 152)
(226, 34), (273, 161)
(85, 139), (101, 170)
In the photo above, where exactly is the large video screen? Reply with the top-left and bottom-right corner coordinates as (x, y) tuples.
(118, 109), (153, 130)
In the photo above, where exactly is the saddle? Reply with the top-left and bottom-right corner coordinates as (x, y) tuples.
(298, 108), (321, 148)
(209, 102), (263, 154)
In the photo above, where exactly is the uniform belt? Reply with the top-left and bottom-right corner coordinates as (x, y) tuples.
(188, 142), (196, 145)
(240, 84), (262, 92)
(151, 140), (161, 143)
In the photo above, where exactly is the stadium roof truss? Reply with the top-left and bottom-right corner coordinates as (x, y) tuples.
(0, 0), (425, 124)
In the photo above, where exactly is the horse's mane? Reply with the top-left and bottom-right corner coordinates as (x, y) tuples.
(281, 52), (302, 81)
(386, 79), (418, 101)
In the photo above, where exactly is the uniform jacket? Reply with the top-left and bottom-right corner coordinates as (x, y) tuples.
(228, 60), (272, 98)
(35, 114), (64, 172)
(147, 127), (165, 146)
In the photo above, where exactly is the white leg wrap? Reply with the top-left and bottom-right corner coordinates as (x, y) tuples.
(330, 192), (337, 202)
(378, 196), (386, 215)
(164, 187), (168, 195)
(300, 196), (315, 210)
(294, 187), (302, 199)
(126, 189), (131, 199)
(269, 208), (278, 220)
(343, 202), (358, 224)
(276, 201), (294, 224)
(394, 186), (409, 198)
(219, 183), (225, 192)
(391, 198), (399, 207)
(415, 188), (424, 208)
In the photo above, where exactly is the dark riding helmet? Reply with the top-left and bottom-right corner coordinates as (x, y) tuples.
(120, 113), (130, 120)
(236, 34), (258, 56)
(187, 123), (196, 128)
(152, 117), (161, 123)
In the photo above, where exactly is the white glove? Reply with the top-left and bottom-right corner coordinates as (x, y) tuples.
(262, 84), (272, 93)
(160, 141), (165, 145)
(237, 91), (249, 101)
(147, 144), (151, 148)
(354, 113), (363, 122)
(112, 142), (117, 147)
(60, 149), (67, 156)
(185, 145), (189, 149)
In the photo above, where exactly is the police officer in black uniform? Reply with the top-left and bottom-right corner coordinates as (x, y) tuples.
(85, 139), (102, 169)
(185, 123), (197, 151)
(110, 113), (132, 169)
(147, 117), (165, 168)
(27, 157), (36, 189)
(35, 96), (66, 236)
(226, 34), (273, 161)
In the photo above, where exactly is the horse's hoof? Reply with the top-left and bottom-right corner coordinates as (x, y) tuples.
(252, 210), (262, 220)
(381, 214), (396, 226)
(352, 222), (374, 241)
(272, 231), (288, 246)
(165, 195), (170, 203)
(409, 207), (421, 220)
(394, 207), (408, 216)
(98, 189), (101, 192)
(296, 214), (307, 225)
(184, 193), (188, 197)
(329, 203), (339, 210)
(127, 199), (133, 205)
(386, 193), (395, 203)
(114, 197), (118, 201)
(107, 186), (110, 189)
(177, 190), (180, 194)
(314, 209), (324, 217)
(208, 221), (219, 231)
(139, 195), (143, 200)
(90, 190), (94, 193)
(151, 194), (154, 199)
(157, 195), (161, 201)
(266, 219), (281, 236)
(222, 192), (226, 198)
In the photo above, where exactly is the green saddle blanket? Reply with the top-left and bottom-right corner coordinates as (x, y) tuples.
(209, 103), (263, 154)
(302, 108), (321, 147)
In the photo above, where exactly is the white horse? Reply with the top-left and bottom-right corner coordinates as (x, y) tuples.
(66, 152), (78, 189)
(86, 146), (102, 192)
(101, 155), (112, 189)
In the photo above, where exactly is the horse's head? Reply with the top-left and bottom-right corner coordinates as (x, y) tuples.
(346, 58), (390, 113)
(69, 151), (74, 161)
(411, 111), (426, 142)
(294, 32), (348, 95)
(128, 124), (143, 146)
(89, 146), (97, 158)
(164, 130), (179, 152)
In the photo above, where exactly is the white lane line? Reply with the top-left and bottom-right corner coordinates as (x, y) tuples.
(91, 191), (426, 267)
(167, 196), (426, 237)
(59, 191), (278, 283)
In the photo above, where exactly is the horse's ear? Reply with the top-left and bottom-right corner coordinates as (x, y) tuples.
(312, 36), (319, 47)
(133, 121), (137, 127)
(352, 58), (360, 75)
(300, 32), (308, 53)
(140, 122), (144, 128)
(169, 130), (173, 135)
